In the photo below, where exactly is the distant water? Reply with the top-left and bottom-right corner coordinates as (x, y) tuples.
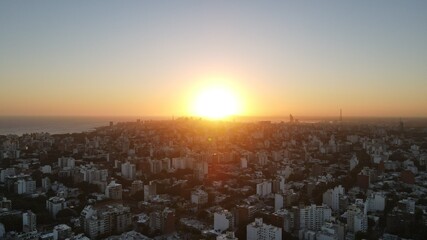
(0, 116), (160, 135)
(1, 115), (426, 136)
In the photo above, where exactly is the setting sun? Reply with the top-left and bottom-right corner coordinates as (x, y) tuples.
(192, 86), (241, 119)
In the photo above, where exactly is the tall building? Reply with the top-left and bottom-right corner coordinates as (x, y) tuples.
(130, 180), (144, 195)
(298, 204), (332, 231)
(274, 193), (284, 211)
(256, 180), (272, 197)
(144, 181), (157, 201)
(58, 157), (75, 169)
(22, 210), (37, 232)
(149, 159), (163, 174)
(42, 177), (51, 191)
(46, 197), (67, 219)
(246, 218), (282, 240)
(346, 204), (367, 233)
(121, 162), (136, 180)
(14, 179), (25, 194)
(194, 160), (208, 180)
(80, 204), (132, 239)
(214, 209), (234, 233)
(0, 168), (16, 183)
(14, 178), (36, 195)
(365, 192), (385, 212)
(53, 224), (72, 240)
(256, 152), (268, 165)
(149, 208), (176, 234)
(322, 185), (345, 212)
(235, 205), (258, 226)
(272, 209), (295, 233)
(105, 180), (123, 200)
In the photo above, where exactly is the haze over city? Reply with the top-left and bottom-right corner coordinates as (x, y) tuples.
(1, 1), (427, 118)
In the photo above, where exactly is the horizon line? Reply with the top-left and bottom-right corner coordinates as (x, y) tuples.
(1, 114), (426, 119)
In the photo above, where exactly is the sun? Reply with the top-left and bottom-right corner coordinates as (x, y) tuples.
(192, 86), (240, 119)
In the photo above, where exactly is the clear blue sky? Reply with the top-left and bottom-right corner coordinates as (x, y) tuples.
(1, 1), (426, 117)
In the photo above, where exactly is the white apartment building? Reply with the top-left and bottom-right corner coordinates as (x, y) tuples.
(214, 210), (234, 233)
(22, 210), (37, 232)
(256, 180), (272, 197)
(105, 180), (123, 200)
(365, 192), (385, 212)
(322, 185), (345, 211)
(247, 218), (282, 240)
(121, 162), (136, 180)
(46, 196), (67, 219)
(299, 204), (332, 231)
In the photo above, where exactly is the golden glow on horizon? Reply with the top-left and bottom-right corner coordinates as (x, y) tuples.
(192, 86), (241, 119)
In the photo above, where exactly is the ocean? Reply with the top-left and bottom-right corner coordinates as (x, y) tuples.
(0, 116), (151, 135)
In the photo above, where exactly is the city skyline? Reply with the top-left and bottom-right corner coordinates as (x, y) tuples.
(1, 1), (427, 118)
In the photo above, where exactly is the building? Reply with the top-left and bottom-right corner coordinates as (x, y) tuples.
(121, 162), (136, 180)
(398, 198), (416, 213)
(274, 193), (284, 211)
(46, 197), (67, 219)
(42, 177), (51, 191)
(247, 218), (282, 240)
(14, 178), (36, 195)
(0, 168), (16, 183)
(194, 161), (208, 180)
(40, 165), (52, 174)
(315, 222), (343, 240)
(105, 180), (123, 200)
(365, 192), (385, 212)
(349, 155), (359, 171)
(143, 182), (157, 201)
(272, 209), (295, 233)
(149, 159), (163, 174)
(14, 179), (25, 194)
(298, 204), (332, 231)
(0, 197), (12, 210)
(191, 189), (208, 205)
(256, 152), (268, 165)
(217, 231), (238, 240)
(80, 204), (132, 239)
(346, 204), (367, 233)
(256, 180), (272, 197)
(22, 210), (37, 232)
(235, 205), (258, 226)
(53, 224), (72, 240)
(58, 157), (75, 169)
(273, 176), (286, 193)
(214, 209), (234, 233)
(149, 207), (176, 234)
(322, 185), (344, 211)
(130, 180), (143, 195)
(241, 158), (248, 169)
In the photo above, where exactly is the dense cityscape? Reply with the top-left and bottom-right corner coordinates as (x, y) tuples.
(0, 117), (426, 240)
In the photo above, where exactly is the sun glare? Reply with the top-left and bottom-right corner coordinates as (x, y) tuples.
(193, 87), (240, 119)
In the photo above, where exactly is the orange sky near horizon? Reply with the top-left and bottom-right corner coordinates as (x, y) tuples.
(1, 1), (427, 118)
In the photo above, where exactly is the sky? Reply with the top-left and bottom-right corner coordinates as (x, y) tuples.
(1, 1), (426, 118)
